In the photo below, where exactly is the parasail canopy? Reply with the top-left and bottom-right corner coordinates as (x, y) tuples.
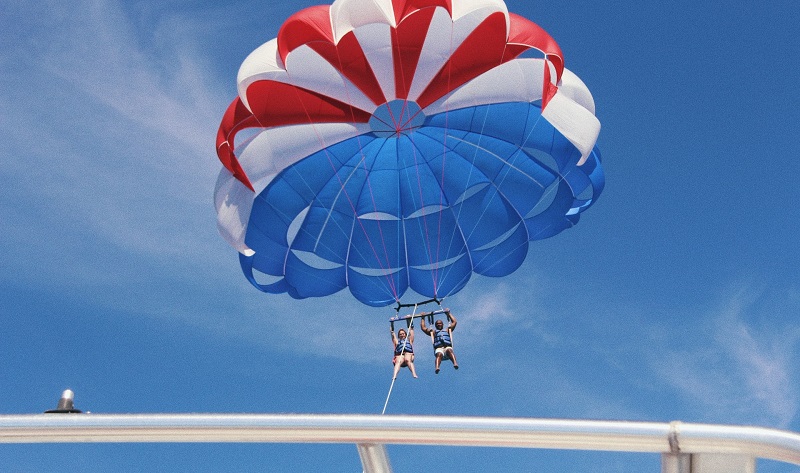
(215, 0), (604, 307)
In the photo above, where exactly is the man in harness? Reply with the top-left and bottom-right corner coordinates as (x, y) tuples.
(420, 308), (459, 374)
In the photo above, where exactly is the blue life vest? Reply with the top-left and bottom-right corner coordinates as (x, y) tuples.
(433, 329), (452, 348)
(395, 338), (413, 355)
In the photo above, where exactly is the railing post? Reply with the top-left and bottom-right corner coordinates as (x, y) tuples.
(661, 453), (690, 473)
(690, 454), (755, 473)
(357, 443), (393, 473)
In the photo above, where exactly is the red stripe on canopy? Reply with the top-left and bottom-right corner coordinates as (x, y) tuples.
(245, 80), (372, 128)
(216, 98), (259, 191)
(392, 7), (437, 99)
(278, 5), (386, 107)
(307, 31), (387, 106)
(415, 12), (509, 108)
(392, 0), (452, 24)
(507, 13), (564, 81)
(541, 60), (558, 110)
(277, 6), (334, 64)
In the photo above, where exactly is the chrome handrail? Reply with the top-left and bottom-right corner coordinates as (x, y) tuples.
(0, 413), (798, 466)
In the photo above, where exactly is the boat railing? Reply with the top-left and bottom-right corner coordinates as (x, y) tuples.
(2, 412), (799, 472)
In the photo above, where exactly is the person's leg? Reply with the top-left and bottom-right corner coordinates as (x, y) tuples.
(447, 348), (458, 369)
(435, 352), (442, 373)
(405, 354), (418, 378)
(392, 358), (403, 379)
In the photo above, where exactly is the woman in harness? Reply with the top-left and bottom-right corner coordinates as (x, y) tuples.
(391, 327), (418, 379)
(420, 309), (459, 374)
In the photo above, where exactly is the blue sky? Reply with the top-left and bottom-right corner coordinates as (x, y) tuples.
(2, 0), (800, 471)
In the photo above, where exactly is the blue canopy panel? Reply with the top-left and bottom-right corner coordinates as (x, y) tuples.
(239, 101), (604, 306)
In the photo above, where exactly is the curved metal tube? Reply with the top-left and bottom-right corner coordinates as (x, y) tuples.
(0, 414), (798, 466)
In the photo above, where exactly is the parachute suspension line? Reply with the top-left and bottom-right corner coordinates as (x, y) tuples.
(350, 142), (402, 299)
(433, 20), (530, 297)
(429, 17), (461, 299)
(392, 116), (445, 299)
(427, 97), (496, 297)
(404, 15), (460, 299)
(413, 17), (485, 301)
(410, 128), (440, 295)
(389, 19), (443, 299)
(434, 60), (568, 296)
(440, 178), (584, 294)
(280, 65), (402, 302)
(257, 159), (397, 285)
(515, 106), (582, 225)
(443, 298), (454, 350)
(434, 40), (526, 287)
(459, 107), (514, 260)
(282, 143), (401, 300)
(433, 99), (451, 297)
(356, 140), (403, 297)
(393, 17), (457, 301)
(330, 45), (404, 301)
(433, 49), (560, 296)
(506, 76), (586, 247)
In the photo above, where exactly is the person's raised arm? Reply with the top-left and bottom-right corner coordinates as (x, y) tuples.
(419, 316), (432, 335)
(445, 309), (457, 330)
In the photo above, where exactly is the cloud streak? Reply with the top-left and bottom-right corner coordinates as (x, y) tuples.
(34, 0), (224, 158)
(1, 0), (236, 290)
(652, 285), (799, 428)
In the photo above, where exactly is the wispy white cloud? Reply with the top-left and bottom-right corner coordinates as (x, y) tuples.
(713, 291), (799, 426)
(151, 274), (550, 366)
(453, 274), (800, 427)
(451, 274), (564, 348)
(34, 0), (224, 157)
(163, 289), (392, 365)
(1, 0), (234, 289)
(652, 285), (800, 428)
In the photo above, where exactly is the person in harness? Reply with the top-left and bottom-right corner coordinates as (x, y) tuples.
(391, 327), (418, 379)
(420, 309), (459, 374)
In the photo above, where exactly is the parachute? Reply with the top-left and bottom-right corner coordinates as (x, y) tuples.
(215, 0), (604, 307)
